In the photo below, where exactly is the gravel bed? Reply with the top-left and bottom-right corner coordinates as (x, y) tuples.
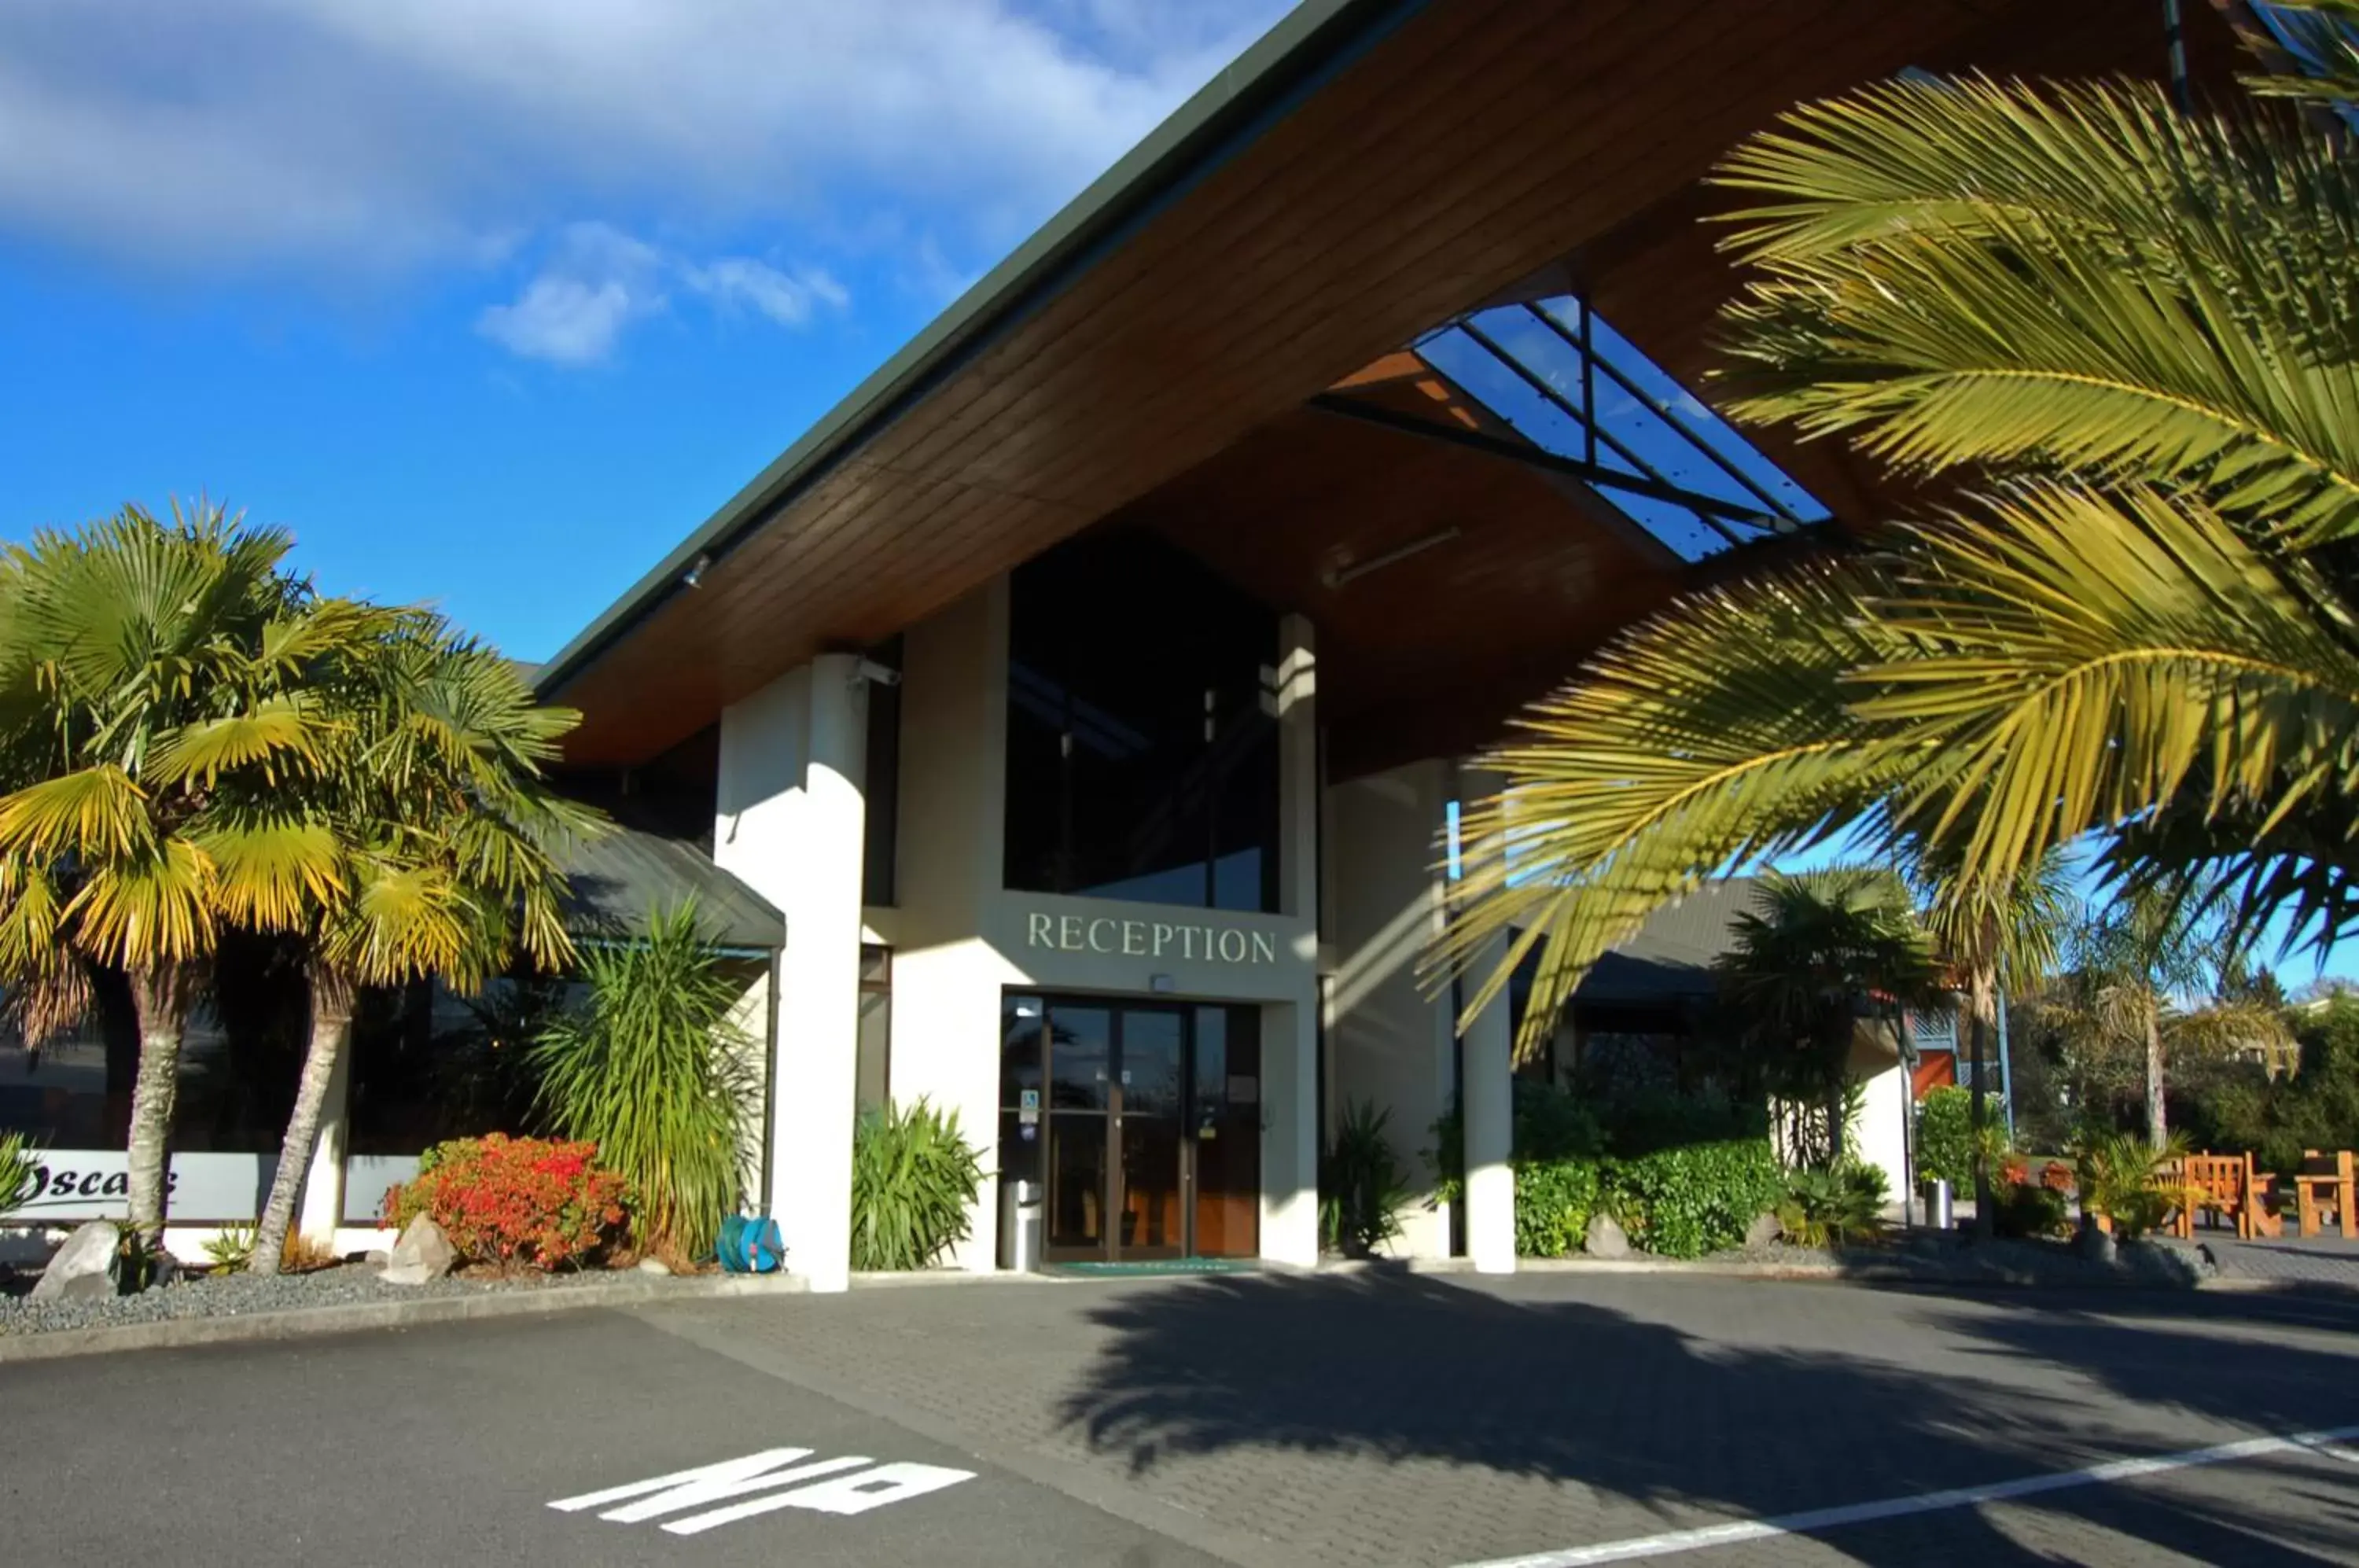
(0, 1261), (653, 1338)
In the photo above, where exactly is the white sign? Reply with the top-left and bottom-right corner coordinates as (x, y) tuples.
(0, 1150), (274, 1224)
(1025, 911), (1279, 966)
(550, 1448), (974, 1537)
(343, 1154), (422, 1224)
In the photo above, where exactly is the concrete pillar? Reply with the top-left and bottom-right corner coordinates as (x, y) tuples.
(1458, 765), (1515, 1274)
(296, 1040), (350, 1243)
(1262, 614), (1321, 1265)
(716, 655), (868, 1294)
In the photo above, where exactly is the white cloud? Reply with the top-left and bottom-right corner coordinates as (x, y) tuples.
(474, 222), (848, 364)
(0, 1), (1294, 281)
(680, 258), (848, 328)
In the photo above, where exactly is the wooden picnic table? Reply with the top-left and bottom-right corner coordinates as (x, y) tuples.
(2293, 1150), (2357, 1240)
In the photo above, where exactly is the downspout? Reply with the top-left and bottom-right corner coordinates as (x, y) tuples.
(760, 939), (782, 1209)
(1997, 989), (2016, 1143)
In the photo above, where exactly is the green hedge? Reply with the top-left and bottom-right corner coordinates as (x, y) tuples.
(1513, 1157), (1601, 1257)
(1914, 1085), (1974, 1191)
(1603, 1139), (1783, 1259)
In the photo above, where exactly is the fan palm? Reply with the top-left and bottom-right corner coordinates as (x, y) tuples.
(1437, 9), (2359, 1072)
(0, 504), (387, 1244)
(1713, 867), (1941, 1165)
(245, 625), (597, 1274)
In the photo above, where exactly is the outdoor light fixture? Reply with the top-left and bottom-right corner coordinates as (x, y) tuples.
(1319, 526), (1461, 590)
(682, 551), (713, 589)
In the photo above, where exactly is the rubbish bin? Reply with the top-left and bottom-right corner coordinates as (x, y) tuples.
(1000, 1177), (1043, 1272)
(1923, 1178), (1954, 1231)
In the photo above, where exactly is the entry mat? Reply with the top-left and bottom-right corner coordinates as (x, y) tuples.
(1043, 1257), (1260, 1279)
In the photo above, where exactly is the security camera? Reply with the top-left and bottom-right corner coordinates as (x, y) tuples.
(854, 658), (901, 688)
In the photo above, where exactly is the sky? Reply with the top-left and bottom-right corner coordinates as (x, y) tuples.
(4, 1), (2348, 989)
(0, 0), (1294, 661)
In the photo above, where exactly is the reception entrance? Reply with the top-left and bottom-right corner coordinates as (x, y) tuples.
(999, 993), (1260, 1264)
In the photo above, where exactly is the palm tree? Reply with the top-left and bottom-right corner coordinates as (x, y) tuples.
(1713, 867), (1940, 1166)
(245, 626), (594, 1274)
(0, 505), (384, 1246)
(1910, 845), (2077, 1232)
(2052, 891), (2225, 1148)
(1437, 10), (2359, 1069)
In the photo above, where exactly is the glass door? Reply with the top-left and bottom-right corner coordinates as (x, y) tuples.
(1010, 993), (1257, 1265)
(1115, 1008), (1186, 1260)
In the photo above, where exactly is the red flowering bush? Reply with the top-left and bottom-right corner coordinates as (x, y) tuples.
(382, 1135), (632, 1270)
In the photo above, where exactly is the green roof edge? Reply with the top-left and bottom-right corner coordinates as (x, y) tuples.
(533, 0), (1421, 704)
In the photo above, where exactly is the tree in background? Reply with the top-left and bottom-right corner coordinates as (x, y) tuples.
(1713, 868), (1940, 1166)
(2041, 892), (2226, 1147)
(1912, 845), (2076, 1231)
(248, 624), (594, 1275)
(0, 506), (385, 1244)
(1436, 10), (2359, 1067)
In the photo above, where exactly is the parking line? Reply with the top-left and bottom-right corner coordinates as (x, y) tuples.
(1451, 1423), (2359, 1567)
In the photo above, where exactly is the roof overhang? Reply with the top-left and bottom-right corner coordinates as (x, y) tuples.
(537, 0), (2242, 768)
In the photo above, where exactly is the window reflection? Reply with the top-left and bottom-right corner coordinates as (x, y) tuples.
(1004, 530), (1280, 912)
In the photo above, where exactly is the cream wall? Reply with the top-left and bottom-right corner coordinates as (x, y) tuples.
(1321, 758), (1457, 1257)
(872, 580), (1323, 1269)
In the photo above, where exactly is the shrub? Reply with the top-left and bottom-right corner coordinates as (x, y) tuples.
(0, 1131), (36, 1215)
(1603, 1138), (1783, 1259)
(383, 1134), (630, 1270)
(1602, 1089), (1765, 1159)
(1914, 1086), (1974, 1191)
(1776, 1164), (1883, 1249)
(532, 903), (756, 1264)
(1992, 1180), (2071, 1240)
(1323, 1099), (1411, 1257)
(2074, 1130), (2185, 1242)
(849, 1099), (985, 1271)
(1514, 1157), (1602, 1257)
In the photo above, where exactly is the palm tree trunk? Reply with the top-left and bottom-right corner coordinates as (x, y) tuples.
(2143, 998), (2169, 1150)
(1967, 965), (1997, 1240)
(252, 969), (355, 1276)
(123, 963), (190, 1250)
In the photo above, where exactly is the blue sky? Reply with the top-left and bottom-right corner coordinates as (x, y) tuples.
(4, 1), (2348, 988)
(0, 0), (1292, 659)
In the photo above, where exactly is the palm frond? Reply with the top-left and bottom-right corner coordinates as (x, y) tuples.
(149, 700), (328, 788)
(1431, 558), (1923, 1057)
(196, 815), (345, 933)
(1858, 483), (2359, 886)
(1715, 75), (2359, 547)
(61, 837), (216, 965)
(0, 765), (151, 860)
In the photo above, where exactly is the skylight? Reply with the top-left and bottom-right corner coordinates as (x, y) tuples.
(1411, 296), (1829, 562)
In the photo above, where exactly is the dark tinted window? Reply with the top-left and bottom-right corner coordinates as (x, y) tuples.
(1005, 531), (1279, 911)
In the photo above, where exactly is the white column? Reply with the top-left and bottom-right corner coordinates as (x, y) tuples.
(1263, 614), (1321, 1265)
(296, 1040), (350, 1242)
(716, 656), (867, 1294)
(1458, 764), (1514, 1274)
(782, 654), (867, 1292)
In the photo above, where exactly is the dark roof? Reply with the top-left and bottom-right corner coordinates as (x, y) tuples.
(1573, 878), (1761, 1007)
(560, 823), (783, 952)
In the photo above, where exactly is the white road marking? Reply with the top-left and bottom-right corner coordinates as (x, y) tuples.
(664, 1461), (978, 1535)
(549, 1446), (977, 1538)
(1451, 1422), (2359, 1567)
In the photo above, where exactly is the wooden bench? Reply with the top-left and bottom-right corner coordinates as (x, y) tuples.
(2294, 1150), (2357, 1240)
(2169, 1153), (2267, 1241)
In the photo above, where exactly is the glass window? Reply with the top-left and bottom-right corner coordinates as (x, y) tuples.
(1004, 530), (1280, 911)
(856, 944), (891, 1115)
(862, 637), (903, 907)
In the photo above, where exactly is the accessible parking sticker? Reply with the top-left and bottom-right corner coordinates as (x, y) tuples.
(550, 1447), (976, 1537)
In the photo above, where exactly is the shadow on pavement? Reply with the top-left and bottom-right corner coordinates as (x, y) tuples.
(1054, 1268), (2359, 1567)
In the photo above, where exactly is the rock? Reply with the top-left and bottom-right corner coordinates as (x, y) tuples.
(1584, 1212), (1630, 1259)
(30, 1220), (123, 1301)
(364, 1250), (391, 1266)
(145, 1251), (182, 1291)
(1743, 1211), (1783, 1251)
(635, 1257), (672, 1276)
(2074, 1219), (2118, 1265)
(381, 1215), (457, 1286)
